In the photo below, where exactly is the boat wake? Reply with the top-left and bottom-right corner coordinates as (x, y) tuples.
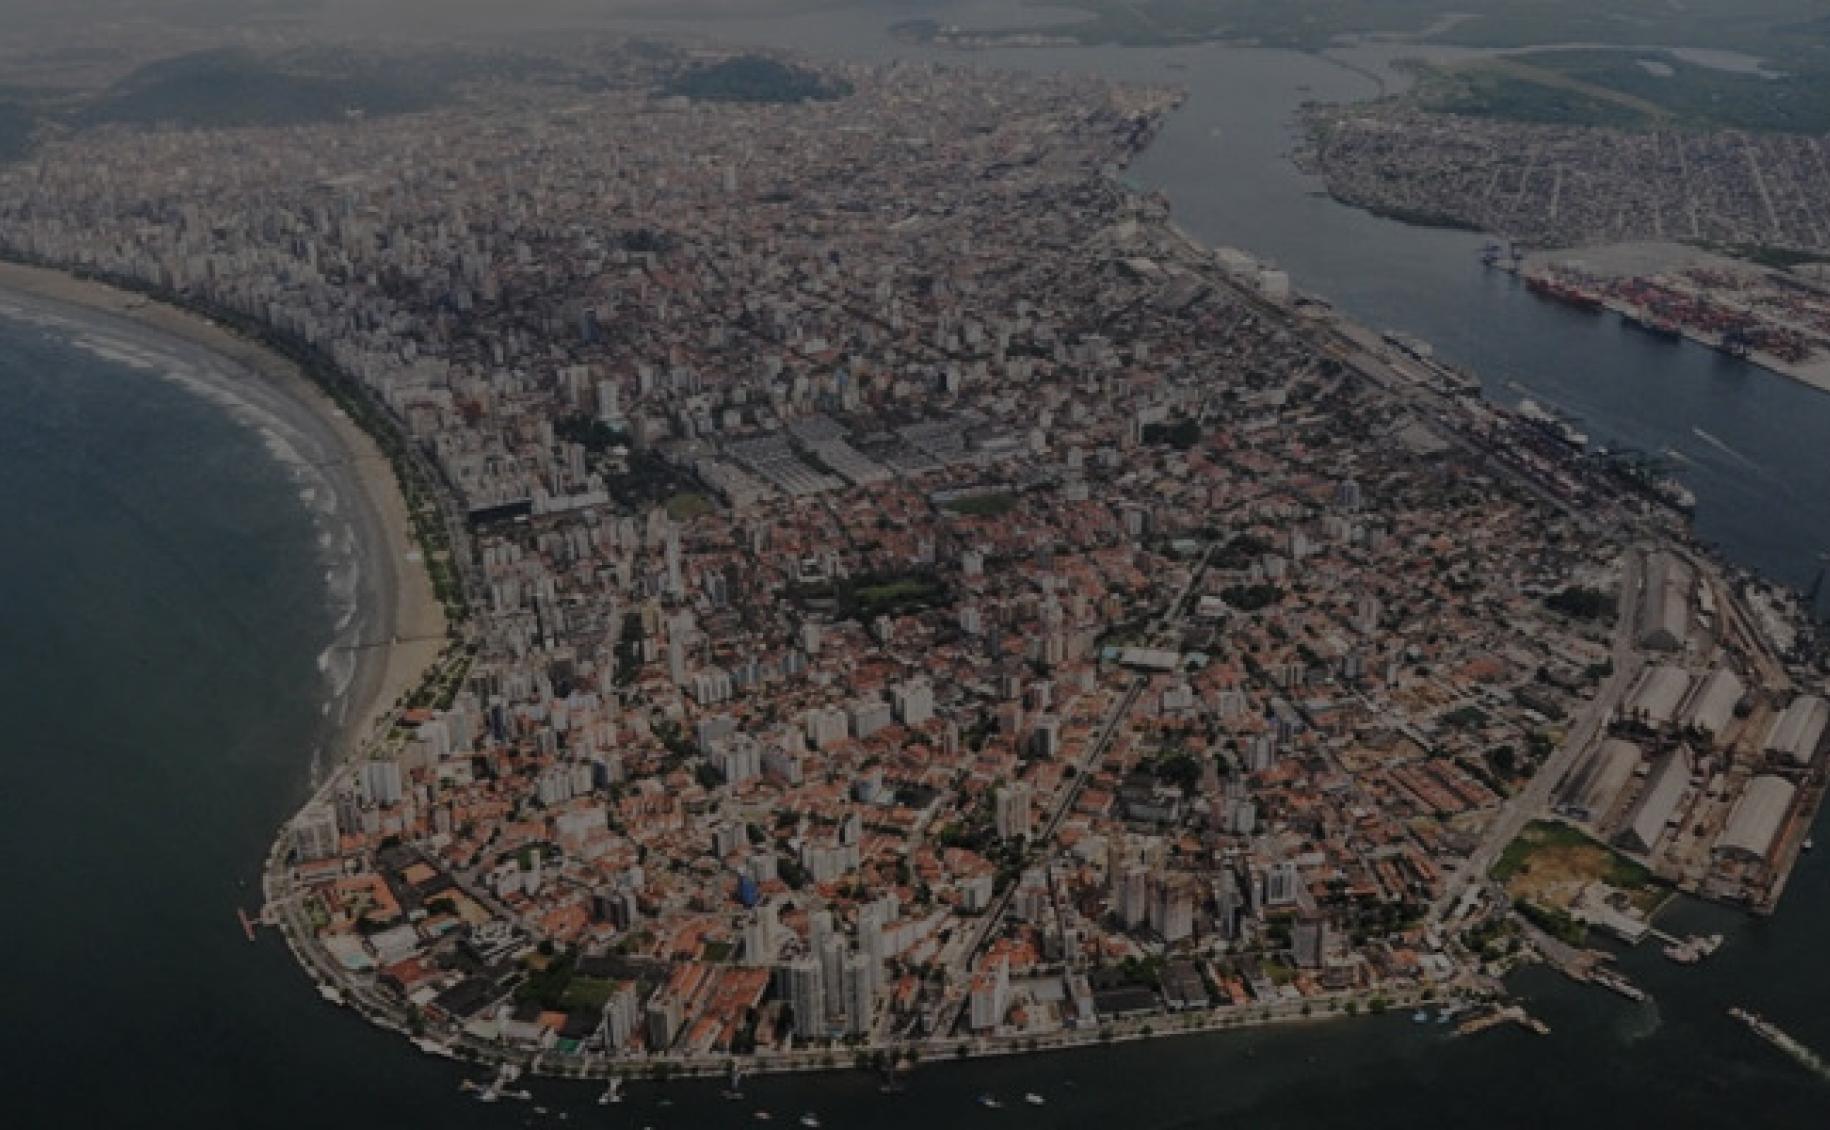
(1691, 427), (1762, 473)
(1618, 998), (1662, 1046)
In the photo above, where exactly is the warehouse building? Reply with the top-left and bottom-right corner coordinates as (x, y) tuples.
(1615, 744), (1693, 855)
(1715, 776), (1797, 863)
(1680, 668), (1745, 741)
(1636, 552), (1692, 652)
(1626, 665), (1692, 729)
(1556, 738), (1641, 824)
(1764, 695), (1829, 766)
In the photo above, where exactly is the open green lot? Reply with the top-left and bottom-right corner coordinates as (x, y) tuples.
(558, 975), (618, 1013)
(844, 572), (950, 619)
(1415, 50), (1830, 133)
(664, 490), (714, 521)
(1492, 819), (1665, 915)
(1021, 1), (1830, 57)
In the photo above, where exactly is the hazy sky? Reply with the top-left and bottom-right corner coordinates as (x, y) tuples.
(8, 0), (869, 34)
(0, 0), (879, 81)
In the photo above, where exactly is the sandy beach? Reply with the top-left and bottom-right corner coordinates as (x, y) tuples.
(0, 260), (446, 770)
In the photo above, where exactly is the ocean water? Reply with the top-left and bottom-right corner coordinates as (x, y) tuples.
(0, 316), (490, 1128)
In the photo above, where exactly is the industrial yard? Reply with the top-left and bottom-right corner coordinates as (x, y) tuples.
(1503, 242), (1830, 394)
(1545, 547), (1827, 916)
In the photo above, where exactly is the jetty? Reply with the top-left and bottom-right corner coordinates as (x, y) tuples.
(1654, 931), (1724, 965)
(1586, 965), (1646, 1003)
(1454, 1005), (1551, 1038)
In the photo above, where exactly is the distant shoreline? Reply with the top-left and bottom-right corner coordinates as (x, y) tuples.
(0, 260), (446, 781)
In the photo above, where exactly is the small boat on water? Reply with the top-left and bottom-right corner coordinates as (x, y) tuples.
(799, 1114), (822, 1128)
(599, 1077), (624, 1105)
(978, 1093), (1004, 1109)
(470, 1063), (524, 1104)
(1025, 1092), (1046, 1106)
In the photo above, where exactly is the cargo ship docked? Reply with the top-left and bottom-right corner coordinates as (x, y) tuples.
(1381, 329), (1484, 395)
(1381, 328), (1434, 361)
(1525, 274), (1605, 313)
(1515, 398), (1589, 450)
(1598, 450), (1697, 515)
(1620, 309), (1684, 341)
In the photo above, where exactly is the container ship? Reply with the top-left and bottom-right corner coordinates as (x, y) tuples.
(1620, 309), (1684, 341)
(1525, 275), (1605, 313)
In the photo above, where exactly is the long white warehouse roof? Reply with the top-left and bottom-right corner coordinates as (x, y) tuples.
(1636, 552), (1691, 651)
(1628, 665), (1691, 727)
(1764, 696), (1828, 765)
(1557, 738), (1641, 823)
(1716, 775), (1796, 862)
(1681, 668), (1745, 737)
(1618, 745), (1691, 855)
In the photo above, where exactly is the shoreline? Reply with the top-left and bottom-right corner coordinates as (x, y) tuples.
(0, 261), (446, 781)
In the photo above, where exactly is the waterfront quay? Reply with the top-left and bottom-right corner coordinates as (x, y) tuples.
(1499, 243), (1830, 395)
(5, 39), (1822, 1083)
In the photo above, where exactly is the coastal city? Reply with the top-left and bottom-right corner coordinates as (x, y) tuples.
(2, 36), (1826, 1093)
(1300, 101), (1830, 257)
